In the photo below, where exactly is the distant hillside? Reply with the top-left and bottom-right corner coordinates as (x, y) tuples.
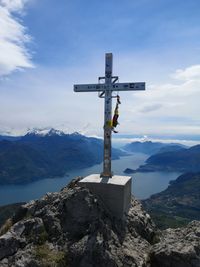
(123, 141), (185, 155)
(157, 144), (186, 154)
(0, 129), (125, 185)
(137, 144), (200, 173)
(0, 136), (21, 141)
(143, 172), (200, 229)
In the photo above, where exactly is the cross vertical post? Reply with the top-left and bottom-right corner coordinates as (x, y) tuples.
(74, 53), (145, 179)
(102, 53), (113, 178)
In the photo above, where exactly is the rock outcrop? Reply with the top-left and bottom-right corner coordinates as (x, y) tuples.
(0, 178), (200, 267)
(150, 221), (200, 267)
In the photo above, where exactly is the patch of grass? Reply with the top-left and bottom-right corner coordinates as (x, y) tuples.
(23, 211), (33, 220)
(26, 223), (49, 245)
(0, 218), (13, 236)
(34, 243), (67, 267)
(38, 226), (49, 245)
(0, 202), (24, 228)
(150, 212), (190, 230)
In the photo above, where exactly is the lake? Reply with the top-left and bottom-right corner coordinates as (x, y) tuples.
(0, 153), (181, 205)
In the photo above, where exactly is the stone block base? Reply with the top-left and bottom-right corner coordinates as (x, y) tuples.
(78, 174), (132, 219)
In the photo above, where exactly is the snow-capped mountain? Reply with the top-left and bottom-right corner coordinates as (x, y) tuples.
(27, 127), (65, 137)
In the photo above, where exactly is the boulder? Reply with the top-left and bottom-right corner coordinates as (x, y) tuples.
(150, 221), (200, 267)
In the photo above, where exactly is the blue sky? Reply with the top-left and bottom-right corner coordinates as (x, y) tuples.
(24, 0), (200, 67)
(0, 0), (200, 139)
(19, 0), (200, 68)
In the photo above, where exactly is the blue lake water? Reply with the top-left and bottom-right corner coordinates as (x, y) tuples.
(0, 153), (181, 205)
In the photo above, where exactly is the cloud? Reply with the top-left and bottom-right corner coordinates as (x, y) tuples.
(172, 65), (200, 81)
(0, 0), (28, 12)
(0, 0), (33, 76)
(115, 62), (200, 135)
(139, 103), (163, 113)
(0, 52), (200, 137)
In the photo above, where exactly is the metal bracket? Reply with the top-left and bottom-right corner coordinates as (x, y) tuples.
(112, 76), (119, 83)
(98, 91), (105, 98)
(99, 91), (119, 99)
(98, 76), (105, 83)
(99, 76), (118, 84)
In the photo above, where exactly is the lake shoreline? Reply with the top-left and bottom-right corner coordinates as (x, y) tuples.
(0, 153), (181, 205)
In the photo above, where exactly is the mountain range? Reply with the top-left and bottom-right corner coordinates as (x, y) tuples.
(0, 136), (20, 141)
(123, 141), (186, 155)
(0, 129), (125, 185)
(137, 144), (200, 173)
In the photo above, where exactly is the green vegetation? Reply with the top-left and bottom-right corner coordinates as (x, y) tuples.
(143, 172), (200, 229)
(38, 226), (49, 245)
(26, 223), (49, 245)
(0, 202), (24, 228)
(34, 243), (67, 267)
(0, 218), (13, 236)
(148, 211), (190, 230)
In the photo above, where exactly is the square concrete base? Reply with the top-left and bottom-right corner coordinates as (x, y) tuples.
(78, 174), (132, 219)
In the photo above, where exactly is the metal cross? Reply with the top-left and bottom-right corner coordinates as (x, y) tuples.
(74, 53), (145, 178)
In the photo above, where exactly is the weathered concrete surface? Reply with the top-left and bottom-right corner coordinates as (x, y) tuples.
(78, 174), (132, 219)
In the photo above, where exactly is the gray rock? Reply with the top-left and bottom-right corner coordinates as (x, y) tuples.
(0, 178), (199, 267)
(0, 231), (25, 260)
(150, 221), (200, 267)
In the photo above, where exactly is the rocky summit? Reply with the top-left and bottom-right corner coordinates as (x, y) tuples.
(0, 178), (200, 267)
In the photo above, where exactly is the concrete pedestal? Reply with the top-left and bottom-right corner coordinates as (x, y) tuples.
(78, 174), (132, 219)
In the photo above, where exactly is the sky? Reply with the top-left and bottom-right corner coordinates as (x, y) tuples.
(0, 0), (200, 139)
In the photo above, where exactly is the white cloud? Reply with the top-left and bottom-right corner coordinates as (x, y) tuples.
(112, 61), (200, 135)
(0, 0), (28, 12)
(0, 1), (33, 76)
(0, 54), (200, 138)
(172, 65), (200, 81)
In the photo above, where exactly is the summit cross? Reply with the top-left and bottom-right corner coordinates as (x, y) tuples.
(74, 53), (145, 178)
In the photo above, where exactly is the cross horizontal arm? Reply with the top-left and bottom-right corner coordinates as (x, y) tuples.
(74, 82), (145, 92)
